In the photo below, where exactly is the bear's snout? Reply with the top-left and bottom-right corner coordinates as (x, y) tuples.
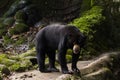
(73, 44), (80, 54)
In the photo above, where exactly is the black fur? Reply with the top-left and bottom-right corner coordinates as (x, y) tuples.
(35, 23), (86, 74)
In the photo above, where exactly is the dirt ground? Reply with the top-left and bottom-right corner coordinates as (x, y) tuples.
(9, 61), (92, 80)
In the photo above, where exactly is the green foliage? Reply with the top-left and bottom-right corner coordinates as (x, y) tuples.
(15, 10), (26, 20)
(15, 37), (26, 45)
(0, 23), (6, 29)
(0, 23), (7, 37)
(3, 35), (14, 45)
(81, 0), (91, 12)
(0, 73), (2, 80)
(71, 6), (105, 55)
(19, 48), (36, 58)
(3, 17), (15, 26)
(10, 60), (32, 72)
(0, 54), (16, 66)
(0, 28), (7, 37)
(9, 23), (28, 35)
(0, 54), (8, 58)
(0, 48), (36, 73)
(9, 63), (21, 71)
(66, 55), (72, 63)
(71, 6), (104, 34)
(67, 49), (72, 55)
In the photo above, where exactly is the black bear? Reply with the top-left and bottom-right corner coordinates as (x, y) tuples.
(35, 23), (86, 74)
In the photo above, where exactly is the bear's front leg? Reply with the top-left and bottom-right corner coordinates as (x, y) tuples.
(58, 49), (73, 74)
(37, 50), (51, 73)
(72, 52), (81, 75)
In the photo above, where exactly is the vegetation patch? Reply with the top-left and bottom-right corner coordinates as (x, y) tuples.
(0, 48), (37, 75)
(3, 17), (15, 26)
(9, 23), (29, 35)
(0, 23), (7, 37)
(71, 6), (105, 55)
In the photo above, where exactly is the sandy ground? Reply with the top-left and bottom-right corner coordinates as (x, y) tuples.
(9, 60), (92, 80)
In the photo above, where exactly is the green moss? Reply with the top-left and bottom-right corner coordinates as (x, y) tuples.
(0, 56), (16, 66)
(15, 19), (25, 23)
(0, 28), (7, 37)
(70, 6), (105, 55)
(81, 0), (91, 12)
(0, 54), (8, 58)
(0, 48), (37, 72)
(15, 10), (26, 20)
(9, 62), (21, 71)
(71, 6), (105, 34)
(0, 23), (7, 36)
(9, 23), (29, 35)
(0, 23), (6, 29)
(9, 55), (20, 61)
(19, 48), (36, 58)
(15, 37), (26, 45)
(3, 17), (15, 26)
(10, 60), (32, 72)
(66, 55), (72, 63)
(3, 35), (14, 45)
(0, 73), (2, 80)
(67, 49), (72, 55)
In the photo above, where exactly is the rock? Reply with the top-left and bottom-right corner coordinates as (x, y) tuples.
(56, 52), (120, 80)
(80, 52), (120, 76)
(56, 74), (72, 80)
(82, 68), (115, 80)
(56, 74), (81, 80)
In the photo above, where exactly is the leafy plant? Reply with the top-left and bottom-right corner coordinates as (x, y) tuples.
(3, 35), (14, 45)
(15, 10), (24, 19)
(9, 23), (29, 35)
(3, 17), (15, 26)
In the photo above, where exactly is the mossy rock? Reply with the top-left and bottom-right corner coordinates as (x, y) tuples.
(24, 56), (37, 65)
(82, 68), (115, 80)
(9, 55), (21, 61)
(66, 55), (72, 63)
(0, 23), (7, 36)
(70, 6), (105, 55)
(3, 17), (15, 26)
(15, 19), (25, 23)
(0, 58), (16, 66)
(0, 23), (6, 29)
(0, 64), (10, 75)
(0, 54), (16, 66)
(56, 74), (81, 80)
(14, 36), (26, 45)
(9, 23), (29, 35)
(67, 49), (72, 55)
(15, 10), (27, 20)
(9, 60), (32, 72)
(0, 73), (2, 80)
(0, 28), (7, 37)
(3, 35), (14, 45)
(0, 54), (8, 59)
(19, 48), (36, 58)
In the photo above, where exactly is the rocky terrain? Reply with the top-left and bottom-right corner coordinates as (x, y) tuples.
(9, 60), (92, 80)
